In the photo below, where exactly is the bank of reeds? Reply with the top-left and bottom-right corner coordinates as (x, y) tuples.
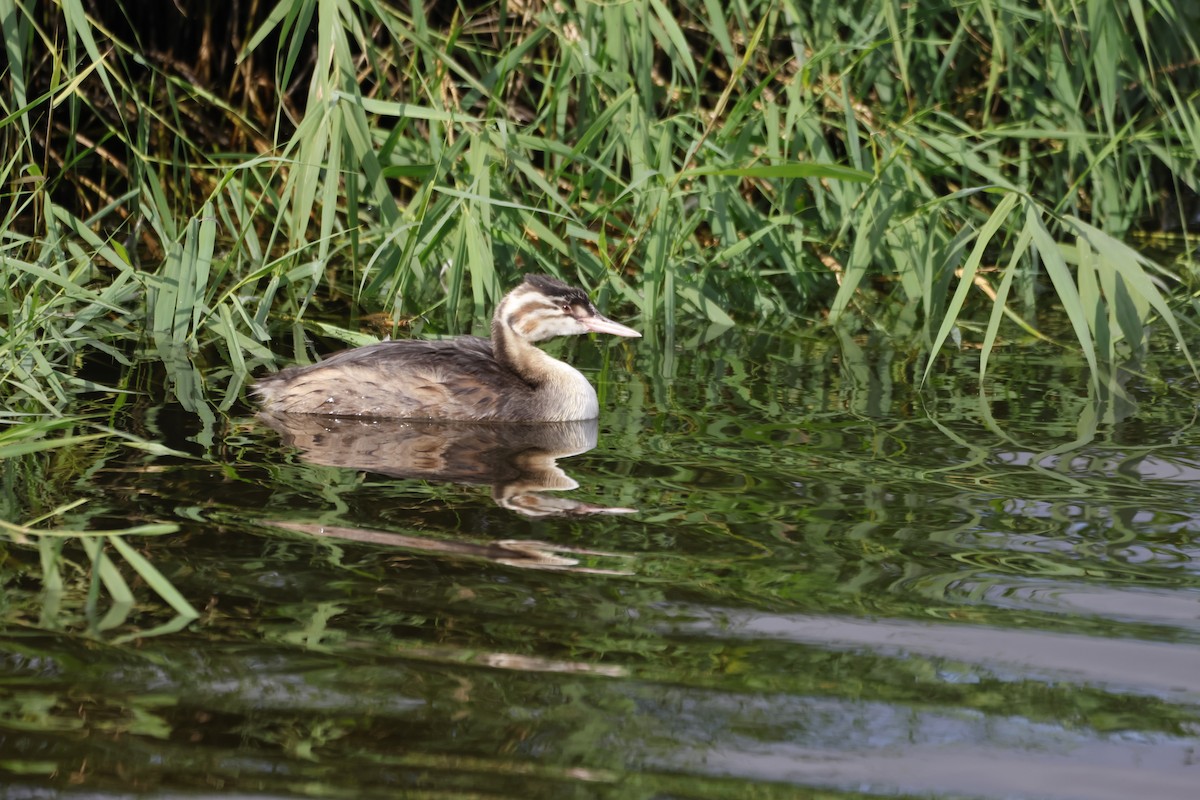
(5, 0), (1199, 412)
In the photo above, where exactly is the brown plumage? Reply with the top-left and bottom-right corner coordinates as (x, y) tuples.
(252, 274), (641, 421)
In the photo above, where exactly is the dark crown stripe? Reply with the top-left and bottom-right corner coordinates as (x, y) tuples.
(523, 273), (589, 306)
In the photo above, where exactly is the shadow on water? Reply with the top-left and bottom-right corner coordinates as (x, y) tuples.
(3, 324), (1200, 798)
(257, 413), (636, 517)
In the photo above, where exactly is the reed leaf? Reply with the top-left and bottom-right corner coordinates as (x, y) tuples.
(0, 0), (1196, 413)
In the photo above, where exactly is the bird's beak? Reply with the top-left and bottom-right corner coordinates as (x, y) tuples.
(583, 313), (642, 338)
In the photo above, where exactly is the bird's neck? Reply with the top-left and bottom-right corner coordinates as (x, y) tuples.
(492, 313), (555, 387)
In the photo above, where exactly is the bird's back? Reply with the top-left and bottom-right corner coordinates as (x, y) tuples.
(253, 337), (542, 420)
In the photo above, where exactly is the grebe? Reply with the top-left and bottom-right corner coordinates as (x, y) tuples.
(252, 274), (640, 421)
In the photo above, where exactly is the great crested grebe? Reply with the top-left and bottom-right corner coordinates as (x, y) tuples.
(252, 274), (641, 421)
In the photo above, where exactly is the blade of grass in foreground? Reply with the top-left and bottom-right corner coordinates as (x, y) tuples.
(978, 223), (1035, 382)
(109, 536), (200, 618)
(922, 191), (1021, 386)
(684, 163), (872, 182)
(1029, 205), (1100, 382)
(1069, 216), (1197, 379)
(3, 516), (196, 638)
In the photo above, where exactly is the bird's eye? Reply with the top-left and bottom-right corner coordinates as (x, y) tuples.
(561, 302), (572, 313)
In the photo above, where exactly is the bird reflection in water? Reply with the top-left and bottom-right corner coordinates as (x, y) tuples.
(258, 412), (635, 517)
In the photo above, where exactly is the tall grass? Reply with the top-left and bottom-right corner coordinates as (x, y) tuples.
(2, 0), (1198, 399)
(5, 3), (1198, 372)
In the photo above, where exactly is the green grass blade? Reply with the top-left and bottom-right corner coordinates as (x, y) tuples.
(922, 191), (1020, 386)
(109, 536), (200, 619)
(1028, 206), (1099, 381)
(686, 163), (871, 182)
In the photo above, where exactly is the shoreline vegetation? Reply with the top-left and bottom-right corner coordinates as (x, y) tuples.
(4, 2), (1198, 402)
(1, 1), (1198, 624)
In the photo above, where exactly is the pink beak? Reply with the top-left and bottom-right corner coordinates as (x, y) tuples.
(582, 313), (641, 338)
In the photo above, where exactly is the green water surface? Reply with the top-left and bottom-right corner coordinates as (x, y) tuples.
(2, 325), (1199, 799)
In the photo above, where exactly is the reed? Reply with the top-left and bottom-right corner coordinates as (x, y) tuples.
(4, 0), (1197, 393)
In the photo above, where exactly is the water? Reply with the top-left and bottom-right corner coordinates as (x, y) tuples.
(3, 325), (1200, 799)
